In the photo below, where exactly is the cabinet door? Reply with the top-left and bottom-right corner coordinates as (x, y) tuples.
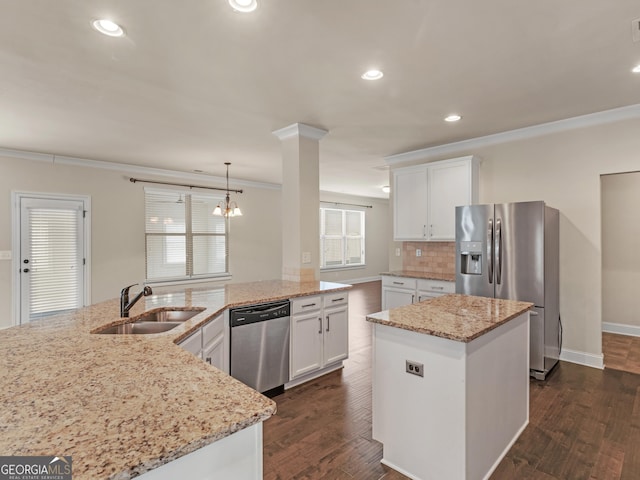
(178, 330), (202, 359)
(428, 160), (471, 241)
(382, 287), (415, 310)
(290, 311), (323, 379)
(203, 333), (225, 372)
(323, 306), (349, 365)
(393, 166), (428, 240)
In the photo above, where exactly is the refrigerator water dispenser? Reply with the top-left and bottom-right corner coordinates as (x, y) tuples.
(460, 241), (482, 275)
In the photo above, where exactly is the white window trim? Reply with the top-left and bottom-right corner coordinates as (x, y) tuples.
(320, 207), (366, 270)
(144, 188), (229, 283)
(11, 191), (92, 327)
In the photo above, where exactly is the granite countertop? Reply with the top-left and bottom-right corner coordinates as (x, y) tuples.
(0, 280), (351, 480)
(366, 294), (532, 342)
(381, 270), (455, 282)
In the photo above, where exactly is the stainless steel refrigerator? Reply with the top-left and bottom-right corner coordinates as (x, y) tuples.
(455, 201), (560, 380)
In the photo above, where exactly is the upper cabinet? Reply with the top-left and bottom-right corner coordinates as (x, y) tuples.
(392, 156), (479, 241)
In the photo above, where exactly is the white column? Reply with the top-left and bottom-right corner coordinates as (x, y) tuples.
(272, 123), (327, 283)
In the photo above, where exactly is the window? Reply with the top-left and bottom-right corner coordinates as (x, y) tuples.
(320, 207), (365, 268)
(145, 189), (228, 282)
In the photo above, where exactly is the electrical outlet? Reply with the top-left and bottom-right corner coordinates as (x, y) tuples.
(406, 360), (424, 377)
(633, 17), (640, 42)
(395, 247), (401, 257)
(416, 249), (422, 257)
(0, 251), (11, 261)
(302, 252), (311, 264)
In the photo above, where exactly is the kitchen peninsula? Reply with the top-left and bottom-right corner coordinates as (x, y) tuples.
(367, 294), (532, 480)
(0, 280), (350, 480)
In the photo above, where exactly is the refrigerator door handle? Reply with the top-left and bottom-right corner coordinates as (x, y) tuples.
(496, 218), (502, 285)
(487, 218), (494, 284)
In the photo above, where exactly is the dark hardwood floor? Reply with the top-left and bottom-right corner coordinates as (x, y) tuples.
(263, 281), (640, 479)
(603, 332), (640, 375)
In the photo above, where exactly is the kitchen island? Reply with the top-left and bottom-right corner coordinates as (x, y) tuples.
(366, 294), (532, 480)
(0, 280), (350, 480)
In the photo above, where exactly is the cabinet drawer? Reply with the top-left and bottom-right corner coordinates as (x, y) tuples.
(291, 295), (322, 315)
(382, 276), (417, 290)
(417, 279), (455, 294)
(202, 314), (224, 346)
(323, 291), (348, 308)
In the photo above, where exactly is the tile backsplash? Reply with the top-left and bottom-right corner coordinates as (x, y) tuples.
(402, 242), (455, 276)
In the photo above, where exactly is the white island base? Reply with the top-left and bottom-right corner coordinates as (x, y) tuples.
(372, 312), (529, 480)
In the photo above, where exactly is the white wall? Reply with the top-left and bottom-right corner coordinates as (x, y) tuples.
(0, 154), (282, 328)
(386, 116), (640, 364)
(601, 171), (640, 331)
(319, 191), (390, 284)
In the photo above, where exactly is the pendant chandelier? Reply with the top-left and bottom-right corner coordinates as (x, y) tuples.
(213, 162), (243, 217)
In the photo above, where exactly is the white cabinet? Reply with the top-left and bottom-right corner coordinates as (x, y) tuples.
(416, 278), (455, 302)
(382, 275), (454, 309)
(290, 292), (349, 382)
(178, 313), (228, 374)
(381, 276), (416, 310)
(202, 313), (227, 373)
(392, 156), (479, 241)
(178, 330), (203, 358)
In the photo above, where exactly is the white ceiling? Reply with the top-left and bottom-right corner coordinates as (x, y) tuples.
(1, 1), (639, 198)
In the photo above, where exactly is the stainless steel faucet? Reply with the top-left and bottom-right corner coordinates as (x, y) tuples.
(120, 284), (153, 317)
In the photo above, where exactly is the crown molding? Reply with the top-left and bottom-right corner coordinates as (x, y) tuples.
(272, 123), (328, 141)
(0, 147), (281, 190)
(384, 103), (640, 166)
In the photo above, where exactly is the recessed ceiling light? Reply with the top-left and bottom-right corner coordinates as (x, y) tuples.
(229, 0), (258, 12)
(361, 69), (384, 81)
(382, 186), (391, 194)
(92, 19), (125, 37)
(632, 64), (640, 73)
(444, 114), (462, 122)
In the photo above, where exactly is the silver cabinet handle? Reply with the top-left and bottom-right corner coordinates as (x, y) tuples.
(411, 294), (415, 303)
(318, 317), (322, 334)
(326, 315), (330, 332)
(432, 286), (444, 290)
(423, 225), (427, 238)
(487, 218), (494, 284)
(392, 281), (404, 285)
(331, 297), (344, 302)
(302, 303), (317, 308)
(430, 224), (433, 238)
(496, 218), (502, 285)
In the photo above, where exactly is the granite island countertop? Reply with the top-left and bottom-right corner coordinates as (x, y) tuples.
(0, 280), (351, 480)
(381, 270), (455, 282)
(366, 294), (532, 342)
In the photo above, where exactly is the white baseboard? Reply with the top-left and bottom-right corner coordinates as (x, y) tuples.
(602, 322), (640, 337)
(559, 348), (604, 370)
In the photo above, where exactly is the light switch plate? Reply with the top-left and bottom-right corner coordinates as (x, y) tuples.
(302, 252), (311, 264)
(395, 247), (401, 257)
(416, 249), (422, 257)
(0, 251), (11, 261)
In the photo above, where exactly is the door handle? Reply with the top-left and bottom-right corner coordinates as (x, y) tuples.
(487, 219), (494, 284)
(206, 357), (212, 364)
(326, 315), (330, 332)
(318, 317), (322, 334)
(496, 219), (502, 285)
(23, 268), (30, 273)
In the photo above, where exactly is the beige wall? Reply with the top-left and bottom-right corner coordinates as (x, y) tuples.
(601, 171), (640, 329)
(0, 154), (282, 328)
(319, 191), (390, 284)
(387, 117), (640, 361)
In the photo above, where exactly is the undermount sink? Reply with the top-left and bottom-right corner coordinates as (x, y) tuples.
(95, 322), (181, 335)
(93, 307), (205, 335)
(133, 308), (205, 323)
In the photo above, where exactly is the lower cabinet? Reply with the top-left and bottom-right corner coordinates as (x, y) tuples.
(290, 292), (349, 381)
(177, 312), (228, 374)
(381, 275), (454, 310)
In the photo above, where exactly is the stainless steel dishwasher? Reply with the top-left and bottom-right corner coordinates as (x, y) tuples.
(229, 300), (290, 395)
